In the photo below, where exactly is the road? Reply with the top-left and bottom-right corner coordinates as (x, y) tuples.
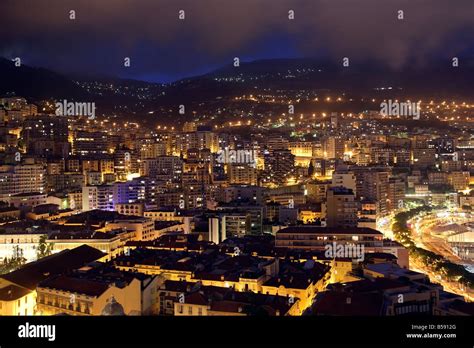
(382, 209), (474, 301)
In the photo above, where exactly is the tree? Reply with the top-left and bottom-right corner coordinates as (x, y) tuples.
(308, 161), (315, 177)
(0, 246), (27, 275)
(0, 258), (14, 274)
(35, 235), (54, 260)
(12, 245), (27, 269)
(392, 206), (473, 290)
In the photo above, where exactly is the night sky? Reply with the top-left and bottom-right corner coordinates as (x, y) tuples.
(2, 0), (474, 82)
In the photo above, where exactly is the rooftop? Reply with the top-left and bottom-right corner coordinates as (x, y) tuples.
(0, 245), (106, 290)
(313, 291), (384, 316)
(0, 284), (31, 301)
(277, 226), (383, 235)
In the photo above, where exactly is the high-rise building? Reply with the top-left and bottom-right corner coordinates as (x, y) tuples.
(387, 177), (405, 212)
(326, 186), (358, 228)
(22, 115), (69, 157)
(350, 166), (391, 216)
(331, 171), (357, 195)
(448, 171), (470, 191)
(73, 131), (115, 156)
(209, 213), (250, 243)
(140, 156), (183, 182)
(227, 164), (257, 185)
(412, 148), (437, 168)
(263, 149), (295, 186)
(0, 163), (46, 200)
(323, 136), (345, 160)
(174, 130), (219, 155)
(82, 185), (115, 211)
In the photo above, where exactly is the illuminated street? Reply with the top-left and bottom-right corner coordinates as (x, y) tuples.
(385, 209), (474, 301)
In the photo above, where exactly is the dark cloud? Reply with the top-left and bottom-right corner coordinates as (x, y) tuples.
(1, 0), (473, 81)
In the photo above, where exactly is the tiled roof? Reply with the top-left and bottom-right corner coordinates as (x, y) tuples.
(0, 245), (106, 290)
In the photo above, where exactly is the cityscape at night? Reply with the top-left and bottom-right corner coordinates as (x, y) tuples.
(0, 0), (473, 346)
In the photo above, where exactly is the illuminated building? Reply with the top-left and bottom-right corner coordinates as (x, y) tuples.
(73, 131), (111, 156)
(113, 148), (136, 180)
(36, 266), (161, 315)
(289, 141), (313, 166)
(275, 226), (408, 268)
(428, 171), (449, 185)
(209, 213), (250, 242)
(230, 257), (329, 313)
(262, 149), (295, 186)
(322, 136), (344, 160)
(350, 166), (390, 217)
(115, 203), (145, 217)
(216, 204), (263, 235)
(47, 230), (126, 260)
(264, 135), (289, 154)
(441, 159), (463, 172)
(326, 187), (358, 228)
(298, 204), (323, 223)
(459, 192), (474, 209)
(227, 163), (257, 185)
(412, 148), (437, 168)
(218, 185), (264, 204)
(174, 129), (219, 155)
(8, 192), (48, 208)
(0, 284), (36, 315)
(0, 163), (46, 200)
(331, 170), (357, 195)
(0, 206), (20, 223)
(102, 217), (155, 241)
(25, 204), (76, 221)
(312, 273), (448, 316)
(305, 181), (330, 203)
(67, 191), (83, 210)
(137, 139), (168, 159)
(82, 185), (115, 211)
(0, 230), (45, 263)
(22, 115), (69, 157)
(387, 177), (405, 212)
(448, 171), (470, 191)
(86, 171), (102, 185)
(174, 285), (302, 316)
(358, 201), (377, 229)
(370, 147), (393, 165)
(140, 156), (183, 182)
(275, 226), (383, 249)
(0, 245), (105, 315)
(143, 210), (191, 233)
(393, 148), (411, 166)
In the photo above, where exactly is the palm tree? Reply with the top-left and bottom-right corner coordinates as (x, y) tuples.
(35, 235), (54, 260)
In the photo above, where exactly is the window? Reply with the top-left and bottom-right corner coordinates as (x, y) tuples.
(188, 306), (193, 315)
(198, 307), (203, 316)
